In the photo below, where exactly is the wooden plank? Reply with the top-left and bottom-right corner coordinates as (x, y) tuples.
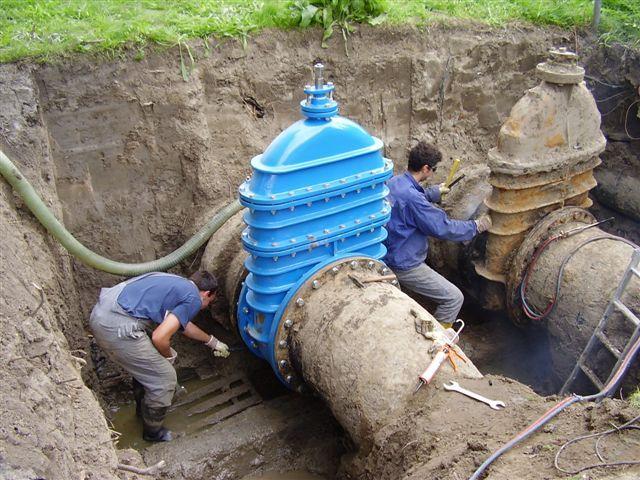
(171, 373), (245, 409)
(186, 384), (251, 416)
(202, 396), (262, 426)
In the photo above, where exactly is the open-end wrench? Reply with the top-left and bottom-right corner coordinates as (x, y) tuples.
(442, 380), (506, 410)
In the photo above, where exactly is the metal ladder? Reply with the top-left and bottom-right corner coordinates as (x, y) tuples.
(560, 248), (640, 395)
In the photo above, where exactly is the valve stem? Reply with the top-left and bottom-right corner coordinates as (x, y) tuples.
(314, 63), (324, 89)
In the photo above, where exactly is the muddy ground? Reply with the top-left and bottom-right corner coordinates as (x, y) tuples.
(1, 24), (639, 480)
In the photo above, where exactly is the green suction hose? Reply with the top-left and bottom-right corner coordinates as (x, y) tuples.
(1, 149), (243, 276)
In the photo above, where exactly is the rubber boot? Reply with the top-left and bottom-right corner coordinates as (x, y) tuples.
(141, 402), (173, 442)
(132, 378), (145, 418)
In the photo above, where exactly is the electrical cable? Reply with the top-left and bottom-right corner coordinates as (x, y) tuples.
(519, 234), (638, 321)
(468, 333), (640, 480)
(600, 94), (634, 116)
(554, 414), (640, 474)
(623, 99), (640, 140)
(595, 89), (631, 103)
(584, 75), (626, 89)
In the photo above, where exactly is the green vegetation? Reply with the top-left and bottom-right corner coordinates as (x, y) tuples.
(631, 387), (640, 409)
(1, 0), (638, 64)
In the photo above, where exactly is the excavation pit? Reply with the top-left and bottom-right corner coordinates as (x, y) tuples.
(1, 25), (639, 480)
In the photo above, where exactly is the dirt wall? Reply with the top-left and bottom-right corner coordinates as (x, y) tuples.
(0, 64), (119, 480)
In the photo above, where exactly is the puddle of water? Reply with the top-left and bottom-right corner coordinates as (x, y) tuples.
(241, 472), (326, 480)
(111, 376), (253, 449)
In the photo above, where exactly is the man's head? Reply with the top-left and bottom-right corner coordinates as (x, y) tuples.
(408, 141), (442, 182)
(190, 270), (218, 309)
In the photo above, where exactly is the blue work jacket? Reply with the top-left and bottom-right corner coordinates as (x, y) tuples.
(383, 172), (477, 271)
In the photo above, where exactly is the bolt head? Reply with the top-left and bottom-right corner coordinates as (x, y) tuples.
(285, 375), (294, 383)
(350, 261), (358, 270)
(332, 267), (340, 275)
(391, 279), (398, 286)
(382, 268), (390, 275)
(312, 280), (320, 289)
(279, 340), (288, 348)
(243, 307), (249, 314)
(367, 261), (375, 269)
(296, 298), (305, 307)
(279, 359), (288, 369)
(284, 319), (293, 328)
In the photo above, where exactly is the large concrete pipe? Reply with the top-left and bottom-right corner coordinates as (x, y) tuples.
(506, 207), (639, 390)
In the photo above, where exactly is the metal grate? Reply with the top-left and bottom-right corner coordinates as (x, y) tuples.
(171, 373), (261, 426)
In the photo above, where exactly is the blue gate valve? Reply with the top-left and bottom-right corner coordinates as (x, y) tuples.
(237, 63), (394, 387)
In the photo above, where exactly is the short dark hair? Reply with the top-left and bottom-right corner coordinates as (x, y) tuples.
(190, 270), (218, 296)
(408, 141), (442, 172)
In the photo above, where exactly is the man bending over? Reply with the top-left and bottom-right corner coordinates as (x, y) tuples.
(90, 270), (229, 442)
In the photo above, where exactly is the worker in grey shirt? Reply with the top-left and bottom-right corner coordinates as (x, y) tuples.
(90, 270), (229, 442)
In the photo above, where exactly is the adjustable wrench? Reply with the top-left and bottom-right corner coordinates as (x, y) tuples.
(442, 380), (506, 410)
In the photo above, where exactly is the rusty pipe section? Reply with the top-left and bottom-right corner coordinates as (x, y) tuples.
(475, 48), (605, 284)
(505, 207), (640, 388)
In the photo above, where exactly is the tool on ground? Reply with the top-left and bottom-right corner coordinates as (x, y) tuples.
(447, 174), (465, 189)
(442, 380), (506, 410)
(413, 320), (465, 394)
(444, 158), (461, 187)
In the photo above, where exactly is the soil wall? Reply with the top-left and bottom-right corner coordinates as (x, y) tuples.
(0, 64), (119, 479)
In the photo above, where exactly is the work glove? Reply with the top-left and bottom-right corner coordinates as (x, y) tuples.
(205, 335), (230, 358)
(166, 347), (178, 365)
(438, 183), (451, 195)
(475, 214), (492, 234)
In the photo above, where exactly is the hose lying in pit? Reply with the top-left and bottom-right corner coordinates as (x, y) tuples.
(1, 149), (242, 276)
(469, 332), (640, 480)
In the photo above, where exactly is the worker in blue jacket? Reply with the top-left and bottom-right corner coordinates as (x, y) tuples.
(384, 142), (491, 327)
(90, 270), (230, 442)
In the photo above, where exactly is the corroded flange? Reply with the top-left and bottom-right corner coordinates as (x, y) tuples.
(536, 47), (585, 85)
(505, 206), (596, 327)
(273, 256), (396, 391)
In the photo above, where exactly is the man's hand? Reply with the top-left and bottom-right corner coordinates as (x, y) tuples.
(205, 335), (230, 358)
(475, 214), (492, 233)
(166, 347), (178, 365)
(438, 183), (451, 195)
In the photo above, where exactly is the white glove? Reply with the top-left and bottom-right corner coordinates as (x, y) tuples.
(205, 335), (230, 358)
(166, 347), (178, 365)
(438, 183), (451, 195)
(475, 214), (492, 233)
